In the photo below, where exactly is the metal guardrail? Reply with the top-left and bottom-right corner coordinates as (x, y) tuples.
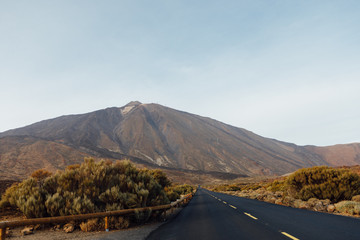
(0, 193), (194, 240)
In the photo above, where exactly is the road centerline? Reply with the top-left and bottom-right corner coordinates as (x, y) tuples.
(244, 212), (258, 220)
(281, 231), (300, 240)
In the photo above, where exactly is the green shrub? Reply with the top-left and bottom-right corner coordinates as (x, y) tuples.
(267, 180), (286, 192)
(147, 169), (171, 188)
(286, 166), (360, 202)
(45, 192), (65, 216)
(165, 184), (194, 202)
(108, 216), (130, 229)
(134, 208), (152, 223)
(228, 185), (241, 191)
(0, 158), (171, 218)
(172, 184), (194, 195)
(0, 178), (47, 218)
(241, 184), (262, 191)
(166, 190), (180, 202)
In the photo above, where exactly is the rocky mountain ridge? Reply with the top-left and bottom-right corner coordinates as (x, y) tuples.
(1, 101), (359, 181)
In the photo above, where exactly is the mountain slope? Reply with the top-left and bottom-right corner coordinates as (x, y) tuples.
(0, 136), (90, 180)
(305, 144), (360, 166)
(1, 101), (359, 181)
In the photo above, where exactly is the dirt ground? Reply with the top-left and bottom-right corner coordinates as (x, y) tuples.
(1, 208), (181, 240)
(4, 223), (162, 240)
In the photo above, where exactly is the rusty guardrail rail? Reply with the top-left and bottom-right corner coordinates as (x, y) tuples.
(0, 192), (194, 240)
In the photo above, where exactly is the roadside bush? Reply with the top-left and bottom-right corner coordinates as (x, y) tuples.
(134, 208), (152, 223)
(0, 178), (47, 218)
(241, 183), (262, 191)
(147, 169), (171, 188)
(267, 180), (286, 192)
(109, 216), (130, 229)
(0, 158), (171, 218)
(172, 184), (194, 195)
(211, 184), (230, 192)
(166, 189), (180, 202)
(286, 166), (360, 202)
(165, 184), (194, 201)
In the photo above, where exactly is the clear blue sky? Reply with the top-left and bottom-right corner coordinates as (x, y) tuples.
(1, 0), (359, 146)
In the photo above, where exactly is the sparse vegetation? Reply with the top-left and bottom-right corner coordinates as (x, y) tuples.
(208, 166), (360, 217)
(210, 182), (263, 192)
(285, 166), (360, 202)
(0, 158), (171, 219)
(165, 184), (194, 201)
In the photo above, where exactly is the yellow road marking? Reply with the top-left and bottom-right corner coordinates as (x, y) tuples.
(244, 212), (258, 220)
(223, 201), (227, 204)
(281, 232), (300, 240)
(229, 205), (237, 209)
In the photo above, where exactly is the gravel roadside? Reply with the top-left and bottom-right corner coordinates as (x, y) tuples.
(5, 208), (182, 240)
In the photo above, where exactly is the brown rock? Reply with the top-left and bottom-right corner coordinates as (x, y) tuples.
(21, 226), (34, 235)
(249, 193), (258, 200)
(327, 204), (336, 213)
(63, 223), (75, 233)
(293, 199), (304, 208)
(313, 201), (326, 212)
(34, 224), (41, 230)
(282, 196), (295, 206)
(256, 194), (265, 201)
(307, 198), (319, 207)
(299, 201), (311, 209)
(53, 224), (61, 231)
(267, 197), (277, 204)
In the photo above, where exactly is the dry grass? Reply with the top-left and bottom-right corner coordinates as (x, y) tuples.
(80, 219), (104, 232)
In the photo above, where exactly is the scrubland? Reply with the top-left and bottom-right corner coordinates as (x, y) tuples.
(207, 166), (360, 217)
(0, 158), (193, 236)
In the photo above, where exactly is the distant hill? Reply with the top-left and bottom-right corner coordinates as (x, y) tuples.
(1, 101), (359, 181)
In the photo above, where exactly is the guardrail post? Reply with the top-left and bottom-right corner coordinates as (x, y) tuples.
(105, 216), (109, 232)
(0, 228), (5, 240)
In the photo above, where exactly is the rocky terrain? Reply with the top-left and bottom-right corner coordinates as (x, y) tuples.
(215, 188), (360, 218)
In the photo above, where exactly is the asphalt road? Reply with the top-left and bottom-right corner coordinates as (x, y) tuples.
(146, 188), (360, 240)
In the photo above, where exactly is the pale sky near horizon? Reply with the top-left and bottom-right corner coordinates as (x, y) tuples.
(1, 1), (359, 146)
